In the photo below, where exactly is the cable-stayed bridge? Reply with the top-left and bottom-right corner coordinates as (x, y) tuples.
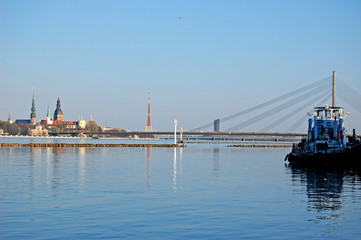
(54, 73), (360, 141)
(191, 73), (361, 134)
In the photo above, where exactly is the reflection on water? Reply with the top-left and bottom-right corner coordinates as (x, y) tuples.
(213, 147), (220, 179)
(144, 147), (183, 192)
(8, 146), (186, 195)
(173, 147), (183, 192)
(2, 144), (361, 239)
(173, 147), (177, 191)
(145, 147), (151, 192)
(287, 163), (361, 236)
(20, 147), (90, 198)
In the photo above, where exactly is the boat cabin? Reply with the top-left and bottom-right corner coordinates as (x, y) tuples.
(308, 105), (347, 148)
(314, 106), (343, 121)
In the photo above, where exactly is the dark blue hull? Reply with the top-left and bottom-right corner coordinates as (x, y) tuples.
(286, 142), (361, 168)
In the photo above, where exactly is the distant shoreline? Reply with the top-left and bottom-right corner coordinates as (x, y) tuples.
(0, 135), (156, 140)
(0, 143), (179, 148)
(0, 135), (294, 147)
(0, 135), (86, 139)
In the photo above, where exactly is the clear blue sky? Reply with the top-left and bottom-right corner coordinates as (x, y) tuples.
(1, 0), (361, 132)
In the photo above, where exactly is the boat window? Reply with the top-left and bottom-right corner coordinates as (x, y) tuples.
(316, 110), (324, 120)
(333, 110), (340, 119)
(325, 110), (332, 119)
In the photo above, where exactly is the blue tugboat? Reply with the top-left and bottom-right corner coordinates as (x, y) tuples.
(285, 71), (361, 166)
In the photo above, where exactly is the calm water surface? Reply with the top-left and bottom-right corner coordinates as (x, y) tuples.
(1, 138), (361, 239)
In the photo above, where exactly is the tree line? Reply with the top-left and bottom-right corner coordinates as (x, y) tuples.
(0, 120), (100, 135)
(0, 121), (21, 135)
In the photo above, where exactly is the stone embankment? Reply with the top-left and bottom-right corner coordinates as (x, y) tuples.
(0, 143), (179, 148)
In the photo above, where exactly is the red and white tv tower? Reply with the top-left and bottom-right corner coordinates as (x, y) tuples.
(145, 88), (153, 132)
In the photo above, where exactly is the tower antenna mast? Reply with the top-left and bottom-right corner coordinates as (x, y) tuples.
(145, 88), (153, 132)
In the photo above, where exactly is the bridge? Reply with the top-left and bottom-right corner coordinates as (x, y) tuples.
(51, 130), (361, 142)
(190, 72), (361, 134)
(51, 72), (361, 141)
(50, 131), (306, 142)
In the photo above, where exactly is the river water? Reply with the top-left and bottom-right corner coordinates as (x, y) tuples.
(1, 138), (361, 239)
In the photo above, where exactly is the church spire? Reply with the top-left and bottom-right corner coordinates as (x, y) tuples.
(8, 113), (13, 124)
(53, 97), (64, 121)
(46, 105), (53, 124)
(30, 92), (36, 125)
(47, 105), (51, 118)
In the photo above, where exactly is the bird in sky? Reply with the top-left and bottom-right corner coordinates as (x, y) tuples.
(177, 17), (183, 21)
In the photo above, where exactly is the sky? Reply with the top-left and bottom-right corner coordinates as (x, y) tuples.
(1, 0), (361, 132)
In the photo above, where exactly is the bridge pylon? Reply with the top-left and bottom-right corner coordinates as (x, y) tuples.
(214, 119), (220, 132)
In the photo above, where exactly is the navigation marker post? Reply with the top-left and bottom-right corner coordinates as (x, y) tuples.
(174, 119), (178, 145)
(180, 126), (183, 141)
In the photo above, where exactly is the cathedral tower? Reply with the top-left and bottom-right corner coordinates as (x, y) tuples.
(53, 98), (64, 121)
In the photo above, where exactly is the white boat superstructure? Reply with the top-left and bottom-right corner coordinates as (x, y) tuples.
(286, 71), (361, 165)
(304, 105), (347, 154)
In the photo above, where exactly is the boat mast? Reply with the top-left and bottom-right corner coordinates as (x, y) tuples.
(332, 70), (336, 107)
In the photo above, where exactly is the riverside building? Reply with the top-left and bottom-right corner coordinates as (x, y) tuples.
(15, 94), (87, 135)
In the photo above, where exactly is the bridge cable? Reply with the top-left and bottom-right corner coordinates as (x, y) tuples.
(227, 83), (331, 131)
(286, 93), (331, 132)
(190, 122), (214, 132)
(191, 76), (331, 131)
(220, 77), (331, 123)
(261, 89), (330, 132)
(337, 79), (361, 114)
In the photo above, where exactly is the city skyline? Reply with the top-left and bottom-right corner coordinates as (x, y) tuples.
(1, 0), (361, 131)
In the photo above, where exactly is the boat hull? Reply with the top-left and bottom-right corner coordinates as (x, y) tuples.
(286, 142), (361, 168)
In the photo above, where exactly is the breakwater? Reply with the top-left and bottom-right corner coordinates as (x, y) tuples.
(0, 143), (179, 148)
(228, 144), (292, 148)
